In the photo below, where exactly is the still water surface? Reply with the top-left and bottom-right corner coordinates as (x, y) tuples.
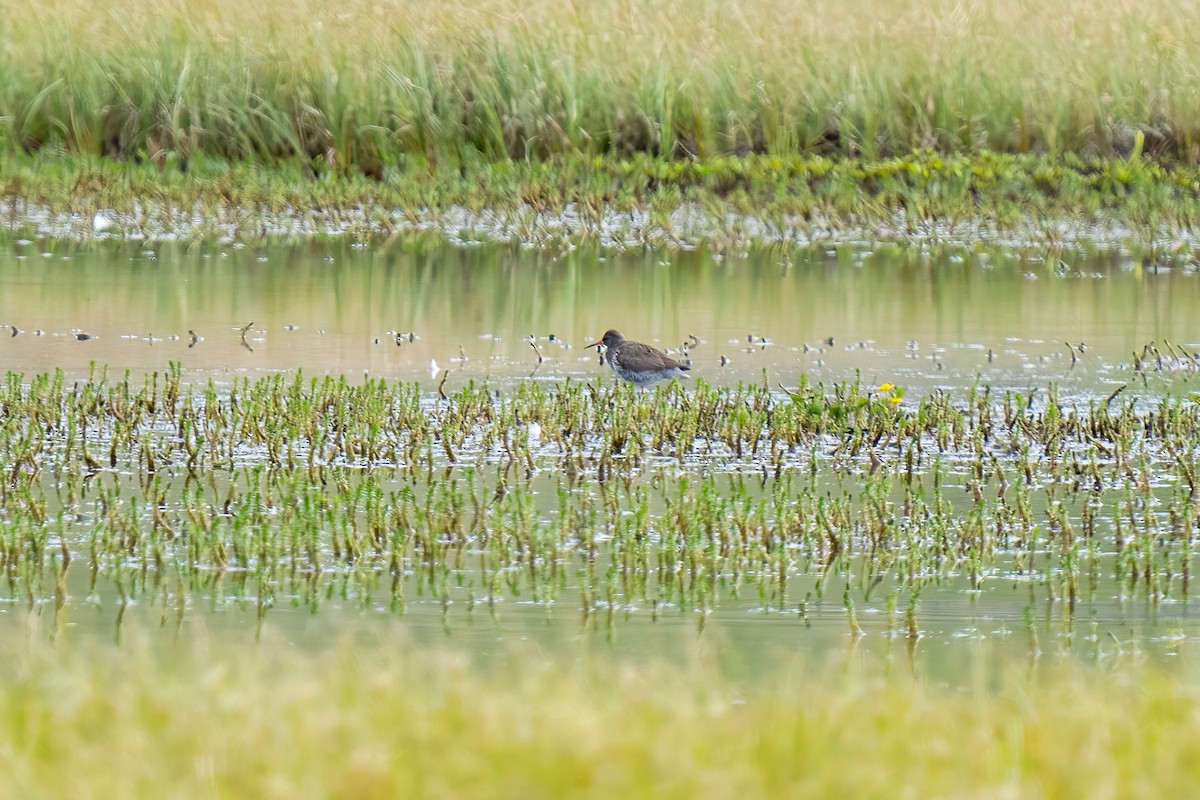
(2, 234), (1199, 680)
(1, 236), (1194, 393)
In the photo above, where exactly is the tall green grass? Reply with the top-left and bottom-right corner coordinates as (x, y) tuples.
(1, 0), (1198, 171)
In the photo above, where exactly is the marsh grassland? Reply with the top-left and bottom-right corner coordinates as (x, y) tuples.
(3, 0), (1200, 244)
(5, 0), (1199, 163)
(5, 0), (1200, 795)
(2, 365), (1200, 795)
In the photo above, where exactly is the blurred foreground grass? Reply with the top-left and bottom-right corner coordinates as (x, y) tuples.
(3, 634), (1198, 799)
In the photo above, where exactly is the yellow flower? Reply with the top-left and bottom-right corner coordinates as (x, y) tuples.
(878, 383), (894, 392)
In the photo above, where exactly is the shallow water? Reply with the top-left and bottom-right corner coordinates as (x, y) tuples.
(3, 233), (1200, 681)
(2, 236), (1196, 395)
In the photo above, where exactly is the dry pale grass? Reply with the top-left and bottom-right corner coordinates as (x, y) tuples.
(1, 631), (1199, 799)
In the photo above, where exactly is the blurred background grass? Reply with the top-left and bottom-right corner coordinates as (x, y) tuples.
(3, 0), (1198, 173)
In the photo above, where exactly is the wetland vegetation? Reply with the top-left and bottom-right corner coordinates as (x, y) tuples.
(5, 185), (1200, 800)
(6, 0), (1199, 164)
(5, 0), (1200, 793)
(5, 366), (1200, 644)
(4, 0), (1200, 244)
(7, 148), (1200, 248)
(4, 362), (1200, 794)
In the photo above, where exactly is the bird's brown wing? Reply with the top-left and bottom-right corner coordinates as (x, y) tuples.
(613, 340), (690, 371)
